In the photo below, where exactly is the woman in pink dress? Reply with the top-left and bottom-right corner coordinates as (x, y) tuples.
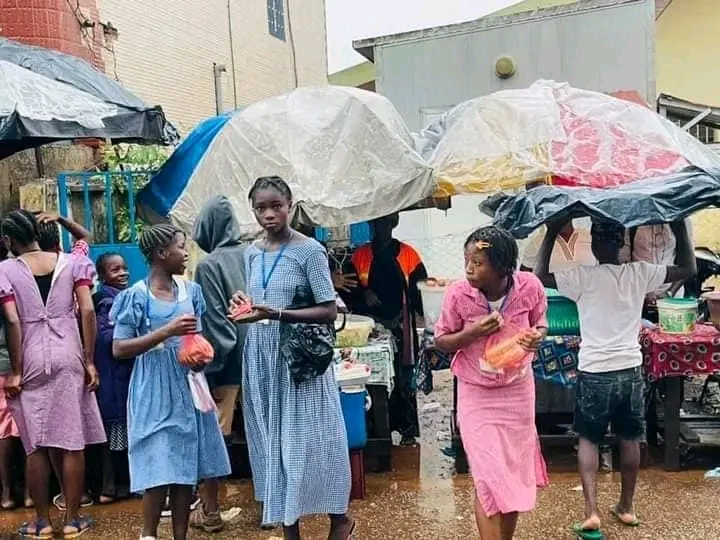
(434, 226), (549, 540)
(0, 210), (105, 539)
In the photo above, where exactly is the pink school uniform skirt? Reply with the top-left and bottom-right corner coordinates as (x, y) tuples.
(457, 373), (549, 516)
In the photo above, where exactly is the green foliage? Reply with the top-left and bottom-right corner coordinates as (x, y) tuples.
(98, 144), (169, 242)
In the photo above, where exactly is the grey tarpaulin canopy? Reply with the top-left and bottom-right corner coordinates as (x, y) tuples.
(0, 38), (178, 159)
(483, 167), (720, 238)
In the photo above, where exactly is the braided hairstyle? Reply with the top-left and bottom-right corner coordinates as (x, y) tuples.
(464, 225), (519, 277)
(138, 223), (183, 262)
(95, 251), (122, 280)
(36, 215), (60, 252)
(1, 209), (40, 248)
(248, 175), (293, 203)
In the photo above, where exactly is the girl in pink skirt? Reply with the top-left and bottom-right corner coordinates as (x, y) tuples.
(435, 226), (549, 540)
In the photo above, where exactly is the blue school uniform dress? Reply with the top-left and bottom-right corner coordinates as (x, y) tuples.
(110, 278), (231, 492)
(243, 238), (351, 527)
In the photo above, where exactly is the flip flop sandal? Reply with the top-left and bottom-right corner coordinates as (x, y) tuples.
(571, 523), (605, 540)
(17, 519), (54, 540)
(63, 517), (93, 539)
(610, 506), (640, 527)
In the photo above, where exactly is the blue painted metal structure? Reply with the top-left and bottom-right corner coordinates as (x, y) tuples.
(315, 223), (371, 247)
(57, 171), (149, 283)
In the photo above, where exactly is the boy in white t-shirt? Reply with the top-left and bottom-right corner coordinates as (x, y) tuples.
(535, 219), (695, 536)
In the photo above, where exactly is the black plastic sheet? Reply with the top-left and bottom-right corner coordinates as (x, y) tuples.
(487, 167), (720, 238)
(0, 38), (178, 158)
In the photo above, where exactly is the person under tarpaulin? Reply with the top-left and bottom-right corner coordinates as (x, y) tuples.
(620, 220), (695, 322)
(521, 219), (613, 474)
(349, 213), (427, 446)
(535, 219), (695, 536)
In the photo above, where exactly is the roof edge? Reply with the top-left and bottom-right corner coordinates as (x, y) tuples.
(353, 0), (649, 62)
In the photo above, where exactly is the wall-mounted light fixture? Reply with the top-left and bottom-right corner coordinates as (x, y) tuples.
(495, 55), (516, 79)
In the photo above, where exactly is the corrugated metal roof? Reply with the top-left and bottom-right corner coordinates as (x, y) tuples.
(353, 0), (654, 61)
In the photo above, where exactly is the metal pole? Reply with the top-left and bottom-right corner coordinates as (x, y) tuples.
(227, 0), (238, 109)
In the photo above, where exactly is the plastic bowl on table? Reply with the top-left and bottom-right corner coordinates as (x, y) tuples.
(335, 314), (375, 348)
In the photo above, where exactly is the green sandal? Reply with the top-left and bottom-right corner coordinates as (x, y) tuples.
(609, 505), (640, 527)
(571, 523), (605, 540)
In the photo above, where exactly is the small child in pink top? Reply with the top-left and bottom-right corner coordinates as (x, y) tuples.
(434, 226), (549, 539)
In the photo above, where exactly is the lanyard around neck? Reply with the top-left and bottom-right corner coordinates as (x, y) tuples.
(261, 242), (289, 291)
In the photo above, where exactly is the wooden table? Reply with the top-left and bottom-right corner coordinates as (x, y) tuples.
(641, 325), (720, 470)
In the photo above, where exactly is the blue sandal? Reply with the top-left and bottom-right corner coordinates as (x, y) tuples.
(63, 516), (93, 539)
(17, 518), (54, 539)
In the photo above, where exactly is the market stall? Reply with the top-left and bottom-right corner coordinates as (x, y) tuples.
(642, 325), (720, 470)
(334, 327), (395, 472)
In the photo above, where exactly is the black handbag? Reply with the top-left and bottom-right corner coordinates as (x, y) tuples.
(279, 285), (346, 385)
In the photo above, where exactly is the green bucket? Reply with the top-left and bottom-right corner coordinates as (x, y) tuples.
(545, 288), (580, 336)
(657, 297), (698, 334)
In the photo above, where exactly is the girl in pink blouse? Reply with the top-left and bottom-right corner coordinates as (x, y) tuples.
(434, 226), (549, 540)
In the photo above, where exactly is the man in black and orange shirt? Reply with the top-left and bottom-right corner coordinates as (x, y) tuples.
(350, 213), (427, 445)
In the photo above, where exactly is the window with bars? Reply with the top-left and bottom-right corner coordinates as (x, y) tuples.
(666, 114), (718, 144)
(267, 0), (286, 41)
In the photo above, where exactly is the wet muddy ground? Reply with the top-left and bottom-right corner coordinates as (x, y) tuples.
(2, 371), (720, 539)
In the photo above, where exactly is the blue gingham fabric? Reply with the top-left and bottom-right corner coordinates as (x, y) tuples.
(243, 238), (351, 526)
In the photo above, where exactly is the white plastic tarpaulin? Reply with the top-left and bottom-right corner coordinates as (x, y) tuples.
(141, 86), (433, 235)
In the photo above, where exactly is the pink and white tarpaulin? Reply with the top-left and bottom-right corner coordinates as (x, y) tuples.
(415, 80), (720, 196)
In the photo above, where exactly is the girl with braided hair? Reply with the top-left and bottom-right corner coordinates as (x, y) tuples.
(110, 224), (230, 540)
(434, 225), (549, 540)
(0, 209), (105, 538)
(229, 176), (354, 538)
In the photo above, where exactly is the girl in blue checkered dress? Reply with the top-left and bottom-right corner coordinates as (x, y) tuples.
(231, 176), (354, 539)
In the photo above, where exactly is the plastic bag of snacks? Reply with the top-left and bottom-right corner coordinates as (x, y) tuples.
(178, 333), (214, 366)
(483, 324), (534, 371)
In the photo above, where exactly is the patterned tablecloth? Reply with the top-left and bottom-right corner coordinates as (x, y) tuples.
(334, 334), (395, 393)
(641, 324), (720, 381)
(417, 331), (581, 392)
(533, 336), (581, 387)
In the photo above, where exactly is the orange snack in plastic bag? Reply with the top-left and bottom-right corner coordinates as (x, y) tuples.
(178, 334), (214, 366)
(485, 338), (527, 370)
(484, 326), (533, 370)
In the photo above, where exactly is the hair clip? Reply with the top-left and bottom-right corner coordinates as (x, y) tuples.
(475, 241), (491, 251)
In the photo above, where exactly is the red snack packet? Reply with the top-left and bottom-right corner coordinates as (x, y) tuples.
(229, 302), (253, 321)
(178, 333), (214, 366)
